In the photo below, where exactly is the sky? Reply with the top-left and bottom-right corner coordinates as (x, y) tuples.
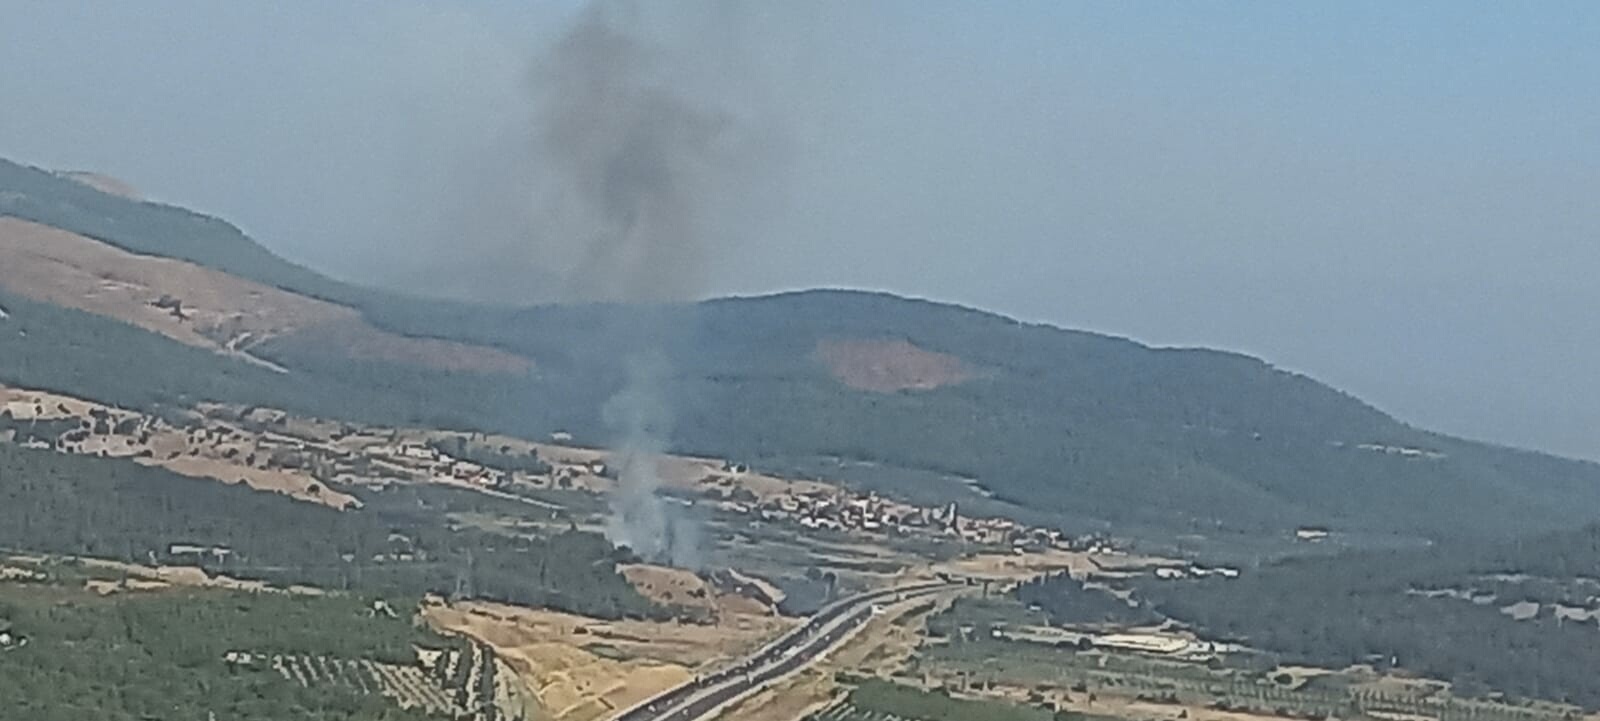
(0, 1), (1597, 459)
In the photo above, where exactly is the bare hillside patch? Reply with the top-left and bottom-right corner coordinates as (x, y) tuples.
(620, 564), (720, 614)
(0, 217), (529, 374)
(59, 171), (143, 200)
(269, 321), (532, 375)
(814, 338), (971, 392)
(0, 384), (356, 509)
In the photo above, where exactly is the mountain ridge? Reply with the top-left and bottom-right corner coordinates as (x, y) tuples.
(2, 156), (1597, 546)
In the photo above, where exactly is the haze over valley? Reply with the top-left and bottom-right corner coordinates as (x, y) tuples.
(3, 2), (1597, 460)
(1, 3), (1598, 721)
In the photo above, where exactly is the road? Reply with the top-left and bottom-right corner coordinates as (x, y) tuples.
(614, 580), (957, 721)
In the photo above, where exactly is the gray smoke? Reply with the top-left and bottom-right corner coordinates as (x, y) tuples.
(517, 1), (776, 303)
(601, 352), (700, 567)
(528, 1), (775, 566)
(541, 7), (710, 301)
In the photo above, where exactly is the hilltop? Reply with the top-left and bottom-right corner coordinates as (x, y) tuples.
(2, 156), (1598, 546)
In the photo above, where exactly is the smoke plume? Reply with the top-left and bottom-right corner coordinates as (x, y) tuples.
(519, 1), (775, 303)
(527, 1), (776, 566)
(600, 352), (699, 567)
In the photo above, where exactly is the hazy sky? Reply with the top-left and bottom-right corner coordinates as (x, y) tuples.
(1, 1), (1597, 460)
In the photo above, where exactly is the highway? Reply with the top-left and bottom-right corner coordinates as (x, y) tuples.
(614, 581), (957, 721)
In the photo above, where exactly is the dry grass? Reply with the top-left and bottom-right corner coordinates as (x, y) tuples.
(421, 594), (812, 721)
(2, 385), (107, 420)
(621, 564), (721, 614)
(934, 549), (1162, 582)
(710, 669), (840, 721)
(0, 565), (47, 582)
(935, 549), (1092, 581)
(85, 578), (172, 595)
(428, 600), (793, 671)
(1, 384), (357, 509)
(151, 455), (358, 508)
(709, 590), (965, 721)
(824, 592), (959, 674)
(0, 217), (529, 374)
(68, 556), (323, 596)
(423, 602), (765, 721)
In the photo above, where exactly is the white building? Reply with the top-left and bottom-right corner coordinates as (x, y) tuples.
(1295, 527), (1331, 542)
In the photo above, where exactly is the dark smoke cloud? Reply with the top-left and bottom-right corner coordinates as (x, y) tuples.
(540, 5), (720, 301)
(495, 1), (780, 305)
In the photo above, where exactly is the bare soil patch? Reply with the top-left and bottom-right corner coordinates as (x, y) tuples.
(426, 600), (792, 673)
(85, 578), (172, 595)
(935, 549), (1159, 582)
(711, 669), (839, 721)
(814, 338), (971, 392)
(0, 384), (356, 509)
(269, 321), (532, 375)
(60, 171), (143, 200)
(151, 455), (358, 509)
(0, 217), (529, 374)
(424, 601), (796, 721)
(621, 564), (720, 614)
(710, 590), (961, 721)
(67, 556), (323, 596)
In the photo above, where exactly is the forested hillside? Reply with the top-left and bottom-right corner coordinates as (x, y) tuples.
(0, 158), (381, 307)
(4, 156), (1600, 543)
(1139, 525), (1600, 706)
(0, 444), (655, 619)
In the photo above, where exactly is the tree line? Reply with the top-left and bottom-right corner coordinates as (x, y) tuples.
(1137, 525), (1600, 708)
(0, 443), (658, 620)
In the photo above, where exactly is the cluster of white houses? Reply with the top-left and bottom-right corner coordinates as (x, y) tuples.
(364, 441), (508, 487)
(1151, 564), (1240, 580)
(5, 395), (1154, 563)
(718, 487), (1118, 554)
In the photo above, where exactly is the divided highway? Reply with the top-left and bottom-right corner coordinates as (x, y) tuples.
(615, 581), (957, 721)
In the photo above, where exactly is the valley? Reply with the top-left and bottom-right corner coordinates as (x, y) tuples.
(8, 154), (1600, 549)
(4, 376), (1599, 721)
(1, 158), (1598, 720)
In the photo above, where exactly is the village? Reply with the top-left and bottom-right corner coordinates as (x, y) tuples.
(24, 383), (1555, 721)
(2, 382), (1253, 627)
(708, 477), (1120, 556)
(2, 384), (1139, 569)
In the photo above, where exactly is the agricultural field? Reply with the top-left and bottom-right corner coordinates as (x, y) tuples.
(273, 642), (536, 720)
(0, 576), (456, 721)
(420, 596), (796, 721)
(807, 679), (1067, 721)
(12, 380), (1597, 721)
(914, 624), (1585, 721)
